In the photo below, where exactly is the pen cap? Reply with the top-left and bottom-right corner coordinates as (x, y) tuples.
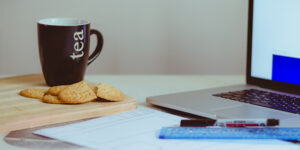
(267, 119), (279, 126)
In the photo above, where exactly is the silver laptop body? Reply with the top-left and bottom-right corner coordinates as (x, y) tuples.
(147, 0), (300, 127)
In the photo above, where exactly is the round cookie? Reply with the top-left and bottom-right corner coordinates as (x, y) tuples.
(20, 88), (48, 99)
(58, 81), (97, 104)
(97, 83), (125, 102)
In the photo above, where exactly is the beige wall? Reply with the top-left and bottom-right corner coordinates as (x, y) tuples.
(0, 0), (248, 75)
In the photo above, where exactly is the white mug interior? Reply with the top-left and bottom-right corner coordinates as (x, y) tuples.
(38, 18), (89, 26)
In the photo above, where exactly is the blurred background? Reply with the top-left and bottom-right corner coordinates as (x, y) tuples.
(0, 0), (248, 75)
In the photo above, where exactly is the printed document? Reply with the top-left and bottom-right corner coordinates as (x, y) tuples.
(35, 108), (299, 150)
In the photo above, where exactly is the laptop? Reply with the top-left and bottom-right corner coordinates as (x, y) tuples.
(147, 0), (300, 127)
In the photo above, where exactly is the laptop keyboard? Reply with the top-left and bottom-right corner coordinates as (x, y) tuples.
(213, 89), (300, 114)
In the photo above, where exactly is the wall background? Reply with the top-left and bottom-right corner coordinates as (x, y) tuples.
(0, 0), (248, 75)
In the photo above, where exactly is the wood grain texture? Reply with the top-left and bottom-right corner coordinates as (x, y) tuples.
(0, 74), (136, 133)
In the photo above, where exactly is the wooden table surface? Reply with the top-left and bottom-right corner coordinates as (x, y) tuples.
(0, 74), (245, 150)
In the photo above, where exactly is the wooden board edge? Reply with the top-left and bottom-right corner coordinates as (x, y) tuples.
(0, 99), (136, 133)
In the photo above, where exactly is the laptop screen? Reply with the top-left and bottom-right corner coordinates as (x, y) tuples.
(251, 0), (300, 85)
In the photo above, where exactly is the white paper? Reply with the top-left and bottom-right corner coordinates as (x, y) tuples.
(35, 108), (299, 150)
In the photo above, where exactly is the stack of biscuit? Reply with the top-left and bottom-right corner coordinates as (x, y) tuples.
(19, 81), (126, 104)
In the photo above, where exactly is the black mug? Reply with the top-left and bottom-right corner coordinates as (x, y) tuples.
(38, 18), (103, 86)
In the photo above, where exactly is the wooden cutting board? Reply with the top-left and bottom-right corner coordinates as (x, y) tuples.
(0, 74), (136, 133)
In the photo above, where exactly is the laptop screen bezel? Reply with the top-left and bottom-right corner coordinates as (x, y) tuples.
(246, 0), (300, 94)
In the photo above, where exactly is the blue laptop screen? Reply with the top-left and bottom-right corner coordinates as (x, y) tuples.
(251, 0), (300, 85)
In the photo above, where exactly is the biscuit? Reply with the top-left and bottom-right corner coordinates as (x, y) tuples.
(42, 94), (62, 104)
(97, 83), (125, 101)
(48, 85), (68, 96)
(58, 81), (97, 104)
(48, 84), (97, 96)
(20, 88), (48, 99)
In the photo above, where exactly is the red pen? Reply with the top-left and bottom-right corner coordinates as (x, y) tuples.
(180, 119), (279, 127)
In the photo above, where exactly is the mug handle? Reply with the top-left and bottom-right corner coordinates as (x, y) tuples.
(88, 29), (104, 65)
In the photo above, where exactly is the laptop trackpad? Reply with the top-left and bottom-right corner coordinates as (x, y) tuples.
(212, 105), (294, 119)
